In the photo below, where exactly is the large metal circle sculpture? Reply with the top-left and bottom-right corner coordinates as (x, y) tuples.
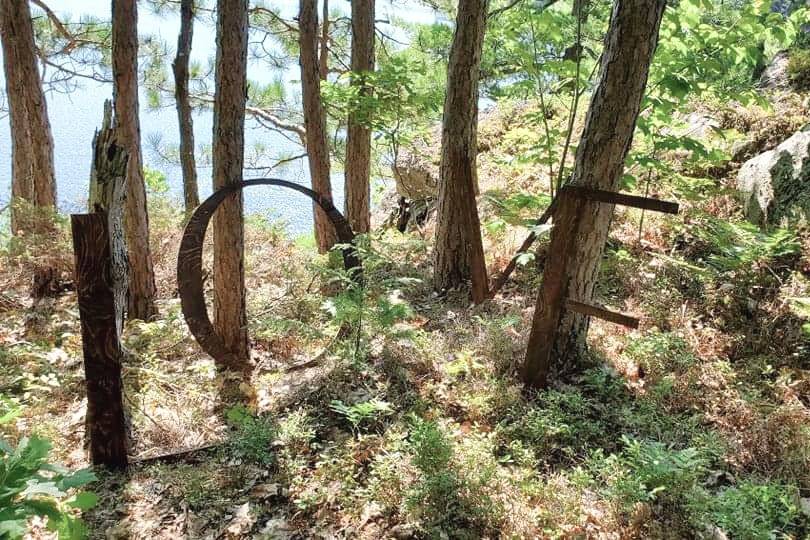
(177, 178), (361, 366)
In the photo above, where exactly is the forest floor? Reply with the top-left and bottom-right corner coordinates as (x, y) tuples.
(2, 97), (810, 539)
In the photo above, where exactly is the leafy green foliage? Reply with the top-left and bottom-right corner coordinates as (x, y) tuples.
(691, 217), (801, 273)
(697, 481), (802, 539)
(589, 437), (708, 513)
(144, 167), (169, 195)
(317, 235), (418, 363)
(0, 436), (96, 539)
(623, 332), (697, 380)
(788, 48), (810, 90)
(405, 418), (466, 534)
(498, 389), (603, 462)
(329, 399), (393, 433)
(482, 1), (606, 99)
(652, 1), (806, 106)
(225, 406), (277, 466)
(0, 395), (22, 426)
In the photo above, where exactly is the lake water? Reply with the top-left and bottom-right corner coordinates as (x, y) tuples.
(0, 0), (436, 236)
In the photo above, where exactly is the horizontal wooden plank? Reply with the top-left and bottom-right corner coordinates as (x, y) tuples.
(565, 299), (640, 328)
(564, 185), (679, 214)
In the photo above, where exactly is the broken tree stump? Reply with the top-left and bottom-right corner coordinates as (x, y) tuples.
(71, 100), (129, 469)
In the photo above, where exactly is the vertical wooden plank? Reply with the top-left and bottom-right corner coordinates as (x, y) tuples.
(71, 214), (128, 469)
(521, 188), (581, 388)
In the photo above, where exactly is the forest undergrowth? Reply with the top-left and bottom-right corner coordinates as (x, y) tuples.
(1, 95), (810, 539)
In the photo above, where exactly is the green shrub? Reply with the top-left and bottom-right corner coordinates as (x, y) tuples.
(329, 399), (393, 433)
(788, 48), (810, 91)
(623, 332), (697, 379)
(498, 388), (603, 461)
(0, 436), (97, 539)
(405, 418), (499, 538)
(226, 406), (277, 465)
(693, 218), (801, 274)
(589, 436), (708, 514)
(698, 481), (801, 540)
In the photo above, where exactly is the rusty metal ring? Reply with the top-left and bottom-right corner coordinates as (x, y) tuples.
(177, 178), (360, 365)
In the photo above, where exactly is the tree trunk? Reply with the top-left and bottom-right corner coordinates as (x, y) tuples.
(112, 0), (157, 321)
(0, 0), (57, 232)
(300, 0), (337, 252)
(173, 0), (199, 215)
(432, 0), (489, 304)
(72, 100), (130, 469)
(344, 0), (375, 234)
(319, 0), (329, 81)
(523, 0), (667, 387)
(1, 1), (33, 234)
(212, 0), (251, 376)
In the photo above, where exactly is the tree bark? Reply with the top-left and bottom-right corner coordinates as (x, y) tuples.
(72, 101), (130, 469)
(0, 0), (57, 232)
(319, 0), (329, 81)
(523, 0), (667, 388)
(344, 0), (375, 234)
(173, 0), (199, 215)
(300, 0), (337, 252)
(1, 1), (33, 233)
(212, 0), (251, 375)
(112, 0), (157, 321)
(433, 0), (489, 304)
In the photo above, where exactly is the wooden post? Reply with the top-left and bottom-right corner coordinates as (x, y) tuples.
(521, 184), (678, 389)
(522, 189), (582, 388)
(71, 100), (129, 469)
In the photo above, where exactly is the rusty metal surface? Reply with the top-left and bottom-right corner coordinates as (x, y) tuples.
(177, 178), (360, 366)
(564, 185), (680, 214)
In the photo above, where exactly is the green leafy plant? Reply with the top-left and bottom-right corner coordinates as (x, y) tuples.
(444, 350), (486, 379)
(698, 481), (801, 539)
(226, 406), (277, 465)
(0, 436), (97, 539)
(406, 418), (500, 537)
(0, 395), (22, 426)
(406, 418), (461, 533)
(143, 167), (169, 194)
(498, 388), (604, 462)
(622, 332), (698, 380)
(329, 399), (393, 433)
(316, 234), (417, 364)
(788, 48), (810, 90)
(590, 436), (708, 513)
(694, 218), (801, 273)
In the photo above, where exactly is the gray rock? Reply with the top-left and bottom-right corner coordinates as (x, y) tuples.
(258, 517), (295, 539)
(682, 112), (721, 140)
(759, 51), (791, 90)
(392, 150), (439, 199)
(705, 525), (729, 540)
(736, 128), (810, 225)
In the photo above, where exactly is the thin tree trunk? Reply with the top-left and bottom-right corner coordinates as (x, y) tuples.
(433, 0), (489, 304)
(212, 0), (251, 376)
(300, 0), (337, 252)
(112, 0), (157, 321)
(173, 0), (199, 214)
(1, 0), (57, 232)
(523, 0), (667, 387)
(344, 0), (375, 234)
